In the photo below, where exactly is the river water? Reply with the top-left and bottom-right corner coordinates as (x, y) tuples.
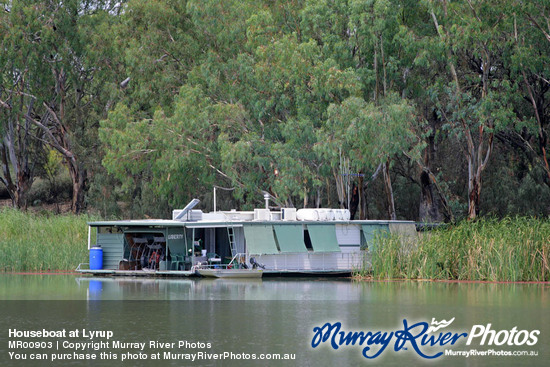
(0, 274), (548, 366)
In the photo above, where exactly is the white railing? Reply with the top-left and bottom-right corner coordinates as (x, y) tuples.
(252, 251), (368, 272)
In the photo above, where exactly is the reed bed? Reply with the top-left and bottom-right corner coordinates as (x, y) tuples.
(0, 208), (94, 272)
(360, 217), (550, 282)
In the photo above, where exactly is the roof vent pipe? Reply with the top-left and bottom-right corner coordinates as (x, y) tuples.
(264, 193), (270, 210)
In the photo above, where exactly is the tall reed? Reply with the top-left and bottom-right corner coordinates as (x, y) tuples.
(363, 217), (550, 282)
(0, 208), (94, 272)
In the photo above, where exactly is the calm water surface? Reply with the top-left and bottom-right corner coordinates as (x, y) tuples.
(1, 275), (548, 366)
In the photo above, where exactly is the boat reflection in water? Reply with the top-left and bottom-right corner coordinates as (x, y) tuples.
(77, 276), (365, 301)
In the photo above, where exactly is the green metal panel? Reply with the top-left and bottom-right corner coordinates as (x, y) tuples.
(243, 224), (280, 255)
(166, 227), (188, 255)
(273, 224), (307, 253)
(97, 233), (124, 269)
(307, 224), (340, 252)
(361, 224), (389, 251)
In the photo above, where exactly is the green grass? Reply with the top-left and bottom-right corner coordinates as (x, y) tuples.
(359, 217), (550, 282)
(0, 208), (95, 272)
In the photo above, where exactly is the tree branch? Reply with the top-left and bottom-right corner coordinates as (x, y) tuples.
(24, 113), (76, 164)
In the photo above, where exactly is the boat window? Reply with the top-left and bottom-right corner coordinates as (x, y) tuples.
(306, 225), (341, 252)
(243, 225), (280, 255)
(303, 230), (313, 251)
(335, 224), (361, 246)
(273, 224), (308, 253)
(361, 224), (389, 251)
(97, 226), (120, 234)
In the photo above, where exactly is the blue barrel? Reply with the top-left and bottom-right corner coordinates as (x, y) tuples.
(89, 246), (103, 270)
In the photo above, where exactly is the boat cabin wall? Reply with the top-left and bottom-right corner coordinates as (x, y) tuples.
(92, 226), (192, 271)
(241, 222), (393, 257)
(95, 226), (124, 269)
(166, 227), (191, 260)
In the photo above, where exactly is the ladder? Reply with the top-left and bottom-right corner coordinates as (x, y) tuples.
(227, 226), (237, 257)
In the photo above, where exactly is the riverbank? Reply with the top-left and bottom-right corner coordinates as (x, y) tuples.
(1, 208), (549, 281)
(358, 217), (550, 282)
(0, 208), (93, 272)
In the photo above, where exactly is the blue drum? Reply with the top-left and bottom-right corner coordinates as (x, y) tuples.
(89, 246), (103, 270)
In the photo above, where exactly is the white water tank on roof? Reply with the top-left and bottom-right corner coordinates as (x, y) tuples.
(296, 209), (319, 221)
(342, 209), (351, 220)
(318, 209), (328, 221)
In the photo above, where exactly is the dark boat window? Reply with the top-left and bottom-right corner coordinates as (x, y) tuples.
(303, 229), (313, 250)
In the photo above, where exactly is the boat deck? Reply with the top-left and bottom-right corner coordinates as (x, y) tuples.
(76, 269), (351, 277)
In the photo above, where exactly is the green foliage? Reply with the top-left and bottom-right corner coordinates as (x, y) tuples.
(1, 0), (549, 220)
(44, 150), (63, 182)
(326, 95), (422, 171)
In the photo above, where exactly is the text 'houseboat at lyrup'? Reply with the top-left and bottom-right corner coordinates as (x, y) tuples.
(77, 199), (416, 278)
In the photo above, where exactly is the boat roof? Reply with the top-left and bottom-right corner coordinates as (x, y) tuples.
(87, 219), (414, 227)
(88, 219), (185, 227)
(88, 204), (414, 228)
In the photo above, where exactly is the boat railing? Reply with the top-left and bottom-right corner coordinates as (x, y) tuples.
(76, 263), (90, 271)
(192, 252), (248, 271)
(251, 251), (368, 272)
(228, 252), (247, 267)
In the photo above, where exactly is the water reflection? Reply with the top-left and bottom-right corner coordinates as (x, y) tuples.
(0, 275), (548, 366)
(75, 276), (361, 301)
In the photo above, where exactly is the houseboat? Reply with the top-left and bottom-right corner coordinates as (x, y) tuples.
(77, 199), (416, 277)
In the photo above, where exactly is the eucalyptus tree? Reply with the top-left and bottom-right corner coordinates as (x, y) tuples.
(100, 86), (230, 212)
(215, 33), (359, 208)
(324, 95), (420, 220)
(99, 0), (257, 213)
(425, 0), (517, 219)
(100, 0), (360, 212)
(0, 0), (51, 209)
(507, 0), (550, 185)
(0, 0), (122, 212)
(301, 0), (430, 219)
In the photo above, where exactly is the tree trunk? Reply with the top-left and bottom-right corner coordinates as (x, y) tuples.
(431, 10), (493, 221)
(0, 115), (37, 210)
(15, 169), (31, 210)
(419, 171), (443, 222)
(418, 110), (449, 222)
(69, 165), (87, 214)
(467, 179), (480, 220)
(383, 161), (396, 220)
(27, 102), (88, 214)
(349, 182), (359, 220)
(0, 144), (17, 206)
(358, 174), (368, 219)
(519, 69), (550, 184)
(467, 155), (481, 220)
